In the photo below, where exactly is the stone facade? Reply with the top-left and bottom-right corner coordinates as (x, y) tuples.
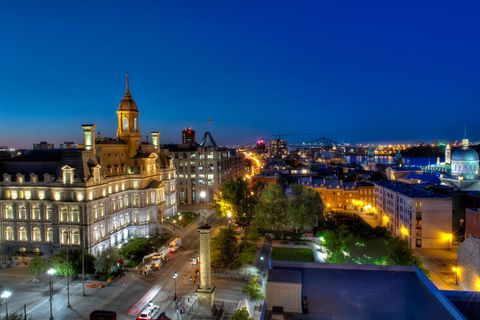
(374, 180), (452, 249)
(166, 136), (246, 205)
(465, 208), (480, 239)
(0, 75), (177, 264)
(457, 234), (480, 291)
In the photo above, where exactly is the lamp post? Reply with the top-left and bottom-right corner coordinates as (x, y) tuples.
(452, 267), (458, 285)
(1, 291), (11, 320)
(447, 234), (452, 250)
(200, 191), (206, 204)
(48, 268), (56, 320)
(66, 229), (71, 308)
(173, 272), (178, 310)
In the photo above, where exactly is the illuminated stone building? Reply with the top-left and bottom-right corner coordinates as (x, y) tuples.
(165, 131), (246, 205)
(0, 74), (177, 264)
(299, 178), (374, 212)
(451, 138), (478, 180)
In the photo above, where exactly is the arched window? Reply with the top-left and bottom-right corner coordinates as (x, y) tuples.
(32, 206), (40, 220)
(19, 227), (27, 241)
(100, 204), (104, 217)
(46, 206), (53, 220)
(61, 230), (68, 244)
(113, 217), (117, 229)
(134, 118), (137, 131)
(33, 227), (41, 241)
(134, 212), (139, 223)
(6, 226), (14, 240)
(94, 206), (98, 219)
(100, 225), (105, 237)
(72, 230), (80, 245)
(124, 195), (129, 207)
(120, 215), (124, 226)
(118, 198), (122, 209)
(5, 205), (13, 219)
(71, 207), (79, 222)
(123, 117), (128, 131)
(126, 212), (130, 224)
(19, 206), (26, 219)
(134, 196), (140, 206)
(94, 227), (98, 241)
(46, 228), (53, 242)
(61, 207), (68, 221)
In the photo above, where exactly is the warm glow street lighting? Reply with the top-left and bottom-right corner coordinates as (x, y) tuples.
(173, 272), (178, 310)
(1, 291), (11, 320)
(452, 267), (458, 285)
(446, 233), (452, 250)
(48, 268), (56, 320)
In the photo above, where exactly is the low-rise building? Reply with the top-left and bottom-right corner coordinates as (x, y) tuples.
(465, 208), (480, 239)
(299, 178), (374, 212)
(374, 180), (452, 249)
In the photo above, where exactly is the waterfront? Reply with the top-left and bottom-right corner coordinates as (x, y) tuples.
(345, 156), (445, 167)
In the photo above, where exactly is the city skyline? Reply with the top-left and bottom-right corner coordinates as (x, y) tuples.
(2, 1), (480, 149)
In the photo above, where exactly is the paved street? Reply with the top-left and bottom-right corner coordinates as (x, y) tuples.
(0, 208), (249, 320)
(414, 247), (461, 291)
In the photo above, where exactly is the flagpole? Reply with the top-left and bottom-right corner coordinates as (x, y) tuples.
(82, 225), (85, 296)
(207, 119), (209, 133)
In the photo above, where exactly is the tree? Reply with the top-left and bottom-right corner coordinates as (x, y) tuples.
(235, 242), (257, 269)
(2, 312), (33, 320)
(231, 309), (253, 320)
(51, 248), (96, 277)
(28, 256), (48, 276)
(210, 226), (237, 267)
(212, 177), (259, 224)
(242, 275), (264, 302)
(287, 185), (322, 231)
(94, 247), (121, 275)
(253, 183), (288, 229)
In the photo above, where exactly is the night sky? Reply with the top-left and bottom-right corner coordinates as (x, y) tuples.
(1, 1), (480, 149)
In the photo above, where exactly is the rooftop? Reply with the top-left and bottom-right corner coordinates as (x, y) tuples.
(374, 180), (448, 199)
(270, 262), (463, 320)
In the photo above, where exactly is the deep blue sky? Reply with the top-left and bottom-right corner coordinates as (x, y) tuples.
(1, 1), (479, 149)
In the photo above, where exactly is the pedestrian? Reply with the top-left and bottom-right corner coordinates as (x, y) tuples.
(88, 295), (91, 301)
(193, 277), (196, 284)
(190, 277), (193, 285)
(132, 272), (135, 278)
(123, 282), (125, 288)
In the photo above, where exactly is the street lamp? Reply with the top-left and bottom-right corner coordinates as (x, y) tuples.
(446, 233), (452, 250)
(452, 267), (458, 285)
(173, 272), (178, 310)
(200, 191), (206, 204)
(1, 291), (11, 320)
(48, 268), (56, 320)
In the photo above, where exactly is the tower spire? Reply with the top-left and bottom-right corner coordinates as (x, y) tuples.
(126, 73), (130, 95)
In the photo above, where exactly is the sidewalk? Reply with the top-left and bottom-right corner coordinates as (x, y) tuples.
(414, 247), (462, 291)
(356, 211), (381, 228)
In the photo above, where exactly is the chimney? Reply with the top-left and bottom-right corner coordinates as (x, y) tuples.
(151, 132), (161, 150)
(81, 124), (96, 152)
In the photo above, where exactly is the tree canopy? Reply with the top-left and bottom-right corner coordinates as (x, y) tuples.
(94, 247), (121, 275)
(28, 256), (48, 276)
(210, 226), (238, 267)
(242, 275), (265, 302)
(51, 248), (96, 277)
(212, 177), (260, 224)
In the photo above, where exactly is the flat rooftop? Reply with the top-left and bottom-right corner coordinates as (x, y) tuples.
(374, 180), (448, 199)
(270, 262), (462, 320)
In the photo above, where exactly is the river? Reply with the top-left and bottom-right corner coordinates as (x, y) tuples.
(345, 156), (445, 167)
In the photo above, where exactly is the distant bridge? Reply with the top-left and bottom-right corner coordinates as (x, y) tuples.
(239, 136), (340, 150)
(288, 137), (340, 148)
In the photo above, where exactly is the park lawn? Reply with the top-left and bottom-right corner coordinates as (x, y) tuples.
(271, 247), (315, 262)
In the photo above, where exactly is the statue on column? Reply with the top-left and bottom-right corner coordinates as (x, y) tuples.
(203, 212), (207, 225)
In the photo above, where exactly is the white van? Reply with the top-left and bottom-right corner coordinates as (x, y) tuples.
(169, 238), (182, 252)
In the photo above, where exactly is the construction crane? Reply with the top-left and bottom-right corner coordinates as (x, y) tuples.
(270, 133), (313, 140)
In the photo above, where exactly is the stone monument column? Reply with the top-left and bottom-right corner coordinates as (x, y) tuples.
(195, 222), (215, 316)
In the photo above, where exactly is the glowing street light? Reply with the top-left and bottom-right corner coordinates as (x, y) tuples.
(48, 268), (56, 320)
(173, 272), (178, 310)
(445, 233), (452, 250)
(1, 291), (11, 319)
(452, 267), (458, 285)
